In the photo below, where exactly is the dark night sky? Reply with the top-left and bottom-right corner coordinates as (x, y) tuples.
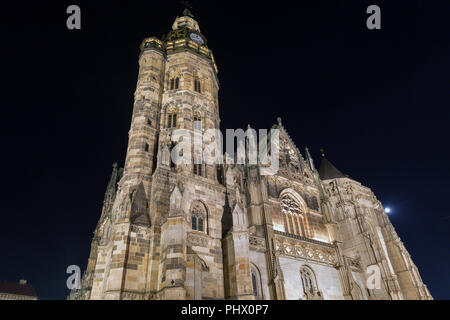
(0, 0), (449, 299)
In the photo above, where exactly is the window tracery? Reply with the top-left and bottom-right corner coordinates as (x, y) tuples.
(251, 265), (263, 299)
(300, 266), (322, 300)
(167, 106), (178, 128)
(281, 194), (307, 237)
(191, 201), (207, 233)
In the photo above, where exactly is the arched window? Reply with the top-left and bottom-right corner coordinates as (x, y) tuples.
(251, 264), (263, 299)
(170, 77), (180, 90)
(167, 106), (177, 128)
(300, 266), (322, 300)
(191, 201), (207, 233)
(280, 194), (307, 237)
(252, 272), (258, 296)
(193, 115), (202, 131)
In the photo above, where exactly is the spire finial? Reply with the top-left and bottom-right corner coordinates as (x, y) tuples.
(277, 117), (282, 126)
(320, 148), (325, 157)
(181, 1), (194, 17)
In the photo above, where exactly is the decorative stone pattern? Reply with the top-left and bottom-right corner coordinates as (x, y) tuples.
(249, 236), (266, 252)
(274, 232), (336, 266)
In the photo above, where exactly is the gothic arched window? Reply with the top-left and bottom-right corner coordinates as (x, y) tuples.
(170, 77), (180, 90)
(193, 115), (202, 131)
(252, 272), (258, 296)
(280, 194), (307, 237)
(300, 266), (322, 300)
(167, 106), (177, 128)
(251, 264), (263, 299)
(191, 201), (207, 233)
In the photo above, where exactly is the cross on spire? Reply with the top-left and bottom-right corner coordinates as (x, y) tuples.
(320, 148), (325, 157)
(181, 0), (194, 17)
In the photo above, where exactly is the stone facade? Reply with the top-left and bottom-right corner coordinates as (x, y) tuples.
(70, 11), (432, 300)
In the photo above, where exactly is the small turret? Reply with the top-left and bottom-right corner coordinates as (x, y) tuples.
(304, 147), (315, 171)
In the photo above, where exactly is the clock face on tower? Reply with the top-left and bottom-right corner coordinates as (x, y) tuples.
(190, 33), (204, 45)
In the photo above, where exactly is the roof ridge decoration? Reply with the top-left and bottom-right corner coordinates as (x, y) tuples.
(274, 117), (308, 171)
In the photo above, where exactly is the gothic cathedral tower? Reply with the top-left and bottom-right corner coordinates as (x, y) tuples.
(74, 10), (231, 300)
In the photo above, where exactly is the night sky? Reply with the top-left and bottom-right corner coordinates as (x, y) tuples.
(1, 0), (449, 300)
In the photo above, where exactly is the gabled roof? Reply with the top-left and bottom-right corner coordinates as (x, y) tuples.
(272, 117), (307, 168)
(0, 282), (37, 297)
(319, 157), (347, 180)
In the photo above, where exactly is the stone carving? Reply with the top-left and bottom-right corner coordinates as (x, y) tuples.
(160, 140), (171, 167)
(99, 219), (112, 246)
(300, 266), (323, 300)
(232, 204), (247, 231)
(249, 236), (266, 252)
(121, 292), (145, 300)
(346, 256), (362, 271)
(170, 185), (182, 211)
(274, 234), (336, 266)
(187, 233), (209, 247)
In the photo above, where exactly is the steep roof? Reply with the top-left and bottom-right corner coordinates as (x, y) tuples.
(0, 282), (37, 297)
(319, 157), (347, 180)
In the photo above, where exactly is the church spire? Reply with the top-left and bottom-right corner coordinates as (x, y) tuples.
(173, 1), (200, 32)
(304, 147), (316, 171)
(181, 0), (194, 17)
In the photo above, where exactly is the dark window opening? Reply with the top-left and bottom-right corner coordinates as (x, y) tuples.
(198, 217), (204, 232)
(193, 117), (202, 131)
(217, 165), (224, 185)
(168, 113), (177, 128)
(194, 79), (201, 93)
(252, 272), (258, 296)
(192, 216), (197, 230)
(193, 163), (202, 176)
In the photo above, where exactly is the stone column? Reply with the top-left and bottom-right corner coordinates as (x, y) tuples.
(223, 204), (254, 299)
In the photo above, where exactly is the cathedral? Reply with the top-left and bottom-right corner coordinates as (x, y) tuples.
(70, 10), (432, 300)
